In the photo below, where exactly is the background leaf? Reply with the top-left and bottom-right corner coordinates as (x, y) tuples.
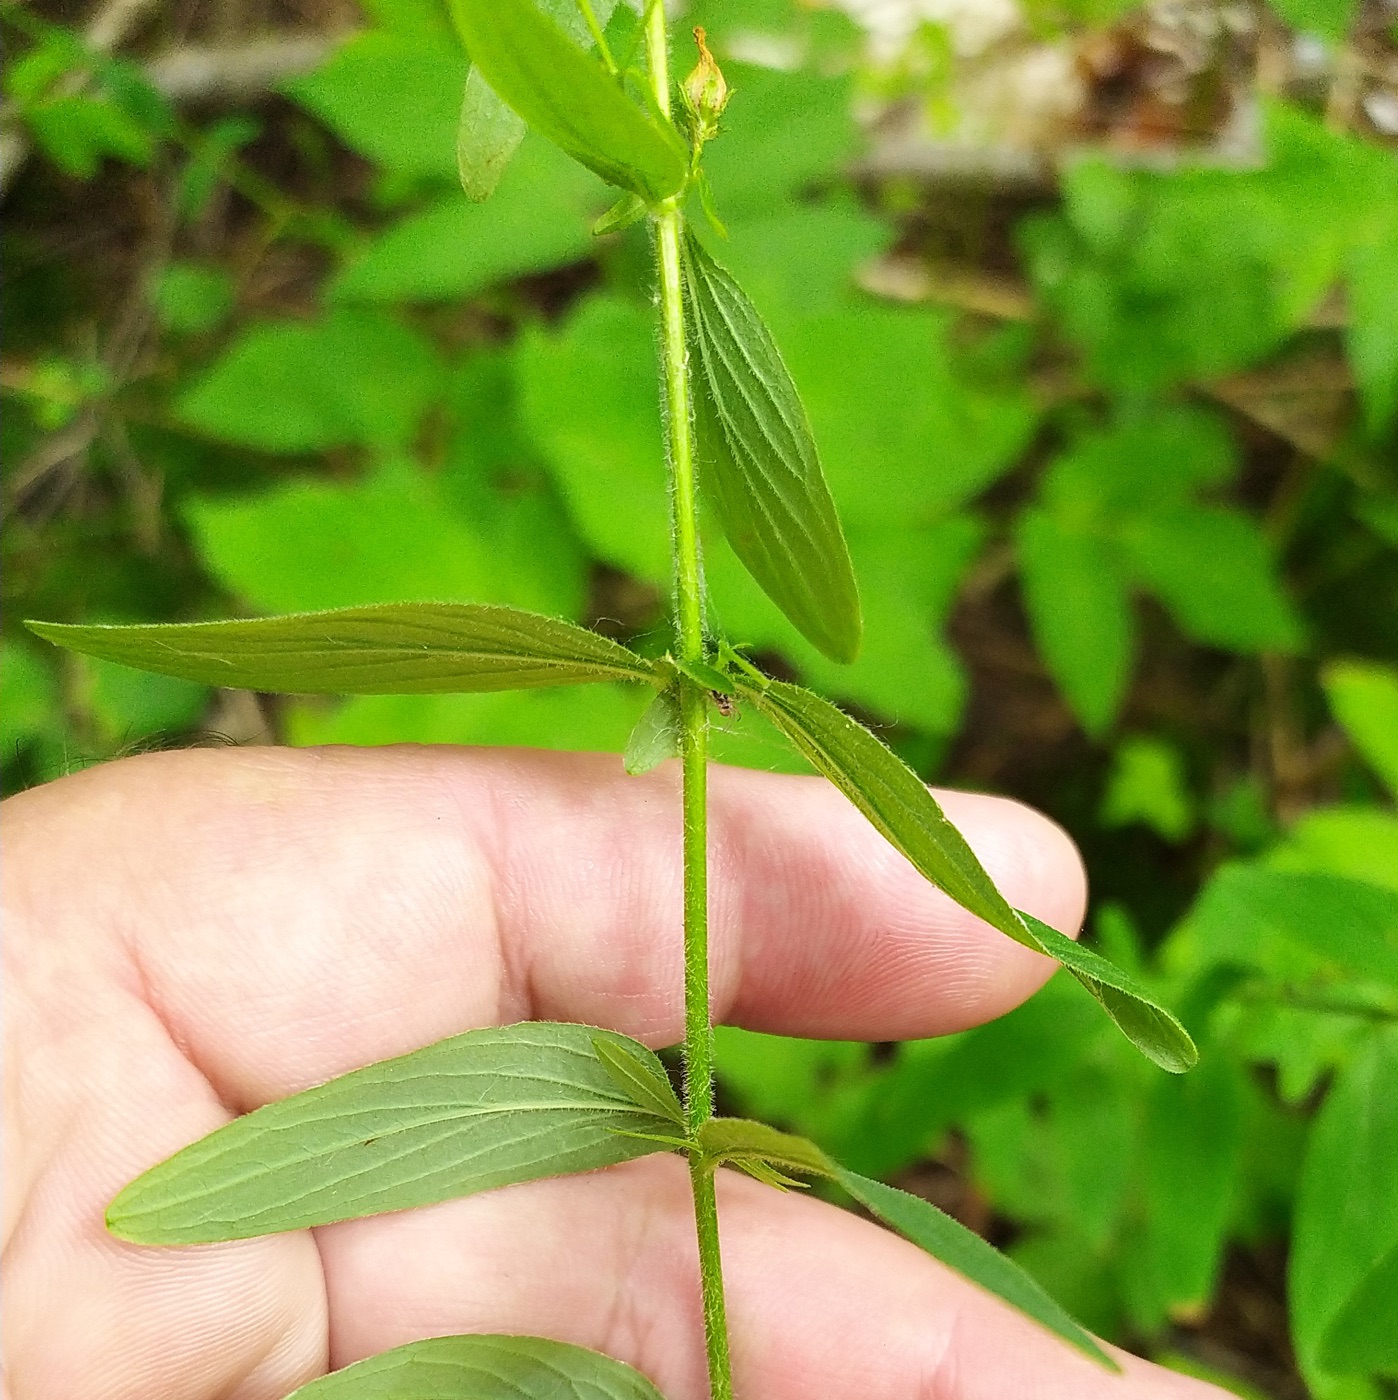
(1017, 508), (1134, 736)
(188, 458), (582, 619)
(1320, 1240), (1398, 1376)
(1265, 0), (1359, 44)
(1323, 660), (1398, 800)
(333, 139), (603, 305)
(1122, 506), (1302, 653)
(518, 296), (670, 584)
(286, 1333), (666, 1399)
(176, 310), (443, 454)
(1290, 1026), (1398, 1382)
(1138, 1054), (1245, 1314)
(286, 30), (466, 181)
(108, 1023), (679, 1244)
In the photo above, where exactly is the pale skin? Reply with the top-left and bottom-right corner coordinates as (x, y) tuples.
(2, 746), (1228, 1400)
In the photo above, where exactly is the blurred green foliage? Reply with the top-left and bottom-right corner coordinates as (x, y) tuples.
(3, 0), (1398, 1393)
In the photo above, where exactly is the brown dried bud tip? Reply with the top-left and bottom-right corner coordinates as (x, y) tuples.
(682, 27), (730, 143)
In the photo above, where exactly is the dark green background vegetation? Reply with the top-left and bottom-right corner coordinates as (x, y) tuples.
(3, 0), (1397, 1395)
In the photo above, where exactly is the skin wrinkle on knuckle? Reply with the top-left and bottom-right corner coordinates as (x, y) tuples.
(601, 1158), (700, 1392)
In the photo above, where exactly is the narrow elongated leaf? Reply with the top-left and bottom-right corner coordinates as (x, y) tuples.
(739, 678), (1196, 1071)
(836, 1168), (1115, 1368)
(682, 232), (862, 664)
(446, 0), (686, 203)
(107, 1023), (678, 1244)
(27, 604), (659, 695)
(456, 0), (621, 202)
(286, 1334), (666, 1399)
(457, 69), (526, 201)
(1016, 912), (1197, 1073)
(592, 1036), (684, 1126)
(738, 677), (1023, 930)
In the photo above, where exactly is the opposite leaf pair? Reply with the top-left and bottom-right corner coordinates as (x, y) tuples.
(104, 1021), (1112, 1387)
(27, 603), (1196, 1075)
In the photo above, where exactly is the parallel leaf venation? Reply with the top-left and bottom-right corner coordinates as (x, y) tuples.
(284, 1332), (668, 1399)
(108, 1024), (680, 1243)
(681, 232), (861, 664)
(27, 604), (659, 695)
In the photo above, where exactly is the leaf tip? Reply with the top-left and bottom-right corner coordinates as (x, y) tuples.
(1153, 1032), (1200, 1075)
(22, 618), (63, 643)
(104, 1199), (144, 1244)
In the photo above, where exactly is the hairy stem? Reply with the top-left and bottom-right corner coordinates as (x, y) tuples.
(646, 7), (733, 1399)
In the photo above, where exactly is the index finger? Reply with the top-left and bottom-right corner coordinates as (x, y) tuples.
(5, 744), (1085, 1112)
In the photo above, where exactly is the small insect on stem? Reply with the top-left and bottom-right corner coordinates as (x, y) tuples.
(710, 690), (738, 720)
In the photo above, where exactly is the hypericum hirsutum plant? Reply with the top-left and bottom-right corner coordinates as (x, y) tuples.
(29, 2), (1197, 1395)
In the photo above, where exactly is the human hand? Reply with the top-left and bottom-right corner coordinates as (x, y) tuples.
(2, 746), (1225, 1399)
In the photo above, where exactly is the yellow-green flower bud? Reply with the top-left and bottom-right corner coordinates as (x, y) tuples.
(681, 27), (730, 147)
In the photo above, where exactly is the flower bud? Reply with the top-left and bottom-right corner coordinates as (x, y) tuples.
(682, 27), (729, 146)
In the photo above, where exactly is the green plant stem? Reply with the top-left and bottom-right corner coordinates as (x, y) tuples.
(645, 7), (733, 1400)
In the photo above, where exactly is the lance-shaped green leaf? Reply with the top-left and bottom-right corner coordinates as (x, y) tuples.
(447, 0), (686, 203)
(456, 0), (623, 202)
(738, 678), (1196, 1072)
(682, 232), (862, 664)
(108, 1023), (679, 1244)
(592, 1035), (684, 1126)
(1016, 911), (1197, 1074)
(286, 1334), (666, 1399)
(836, 1168), (1115, 1369)
(26, 604), (659, 696)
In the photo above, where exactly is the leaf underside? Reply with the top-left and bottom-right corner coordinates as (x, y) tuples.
(107, 1023), (678, 1244)
(836, 1168), (1116, 1368)
(457, 68), (527, 201)
(697, 1117), (834, 1178)
(592, 1035), (685, 1126)
(447, 0), (686, 203)
(623, 688), (682, 774)
(683, 231), (862, 665)
(27, 603), (658, 695)
(285, 1333), (666, 1399)
(740, 677), (1196, 1072)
